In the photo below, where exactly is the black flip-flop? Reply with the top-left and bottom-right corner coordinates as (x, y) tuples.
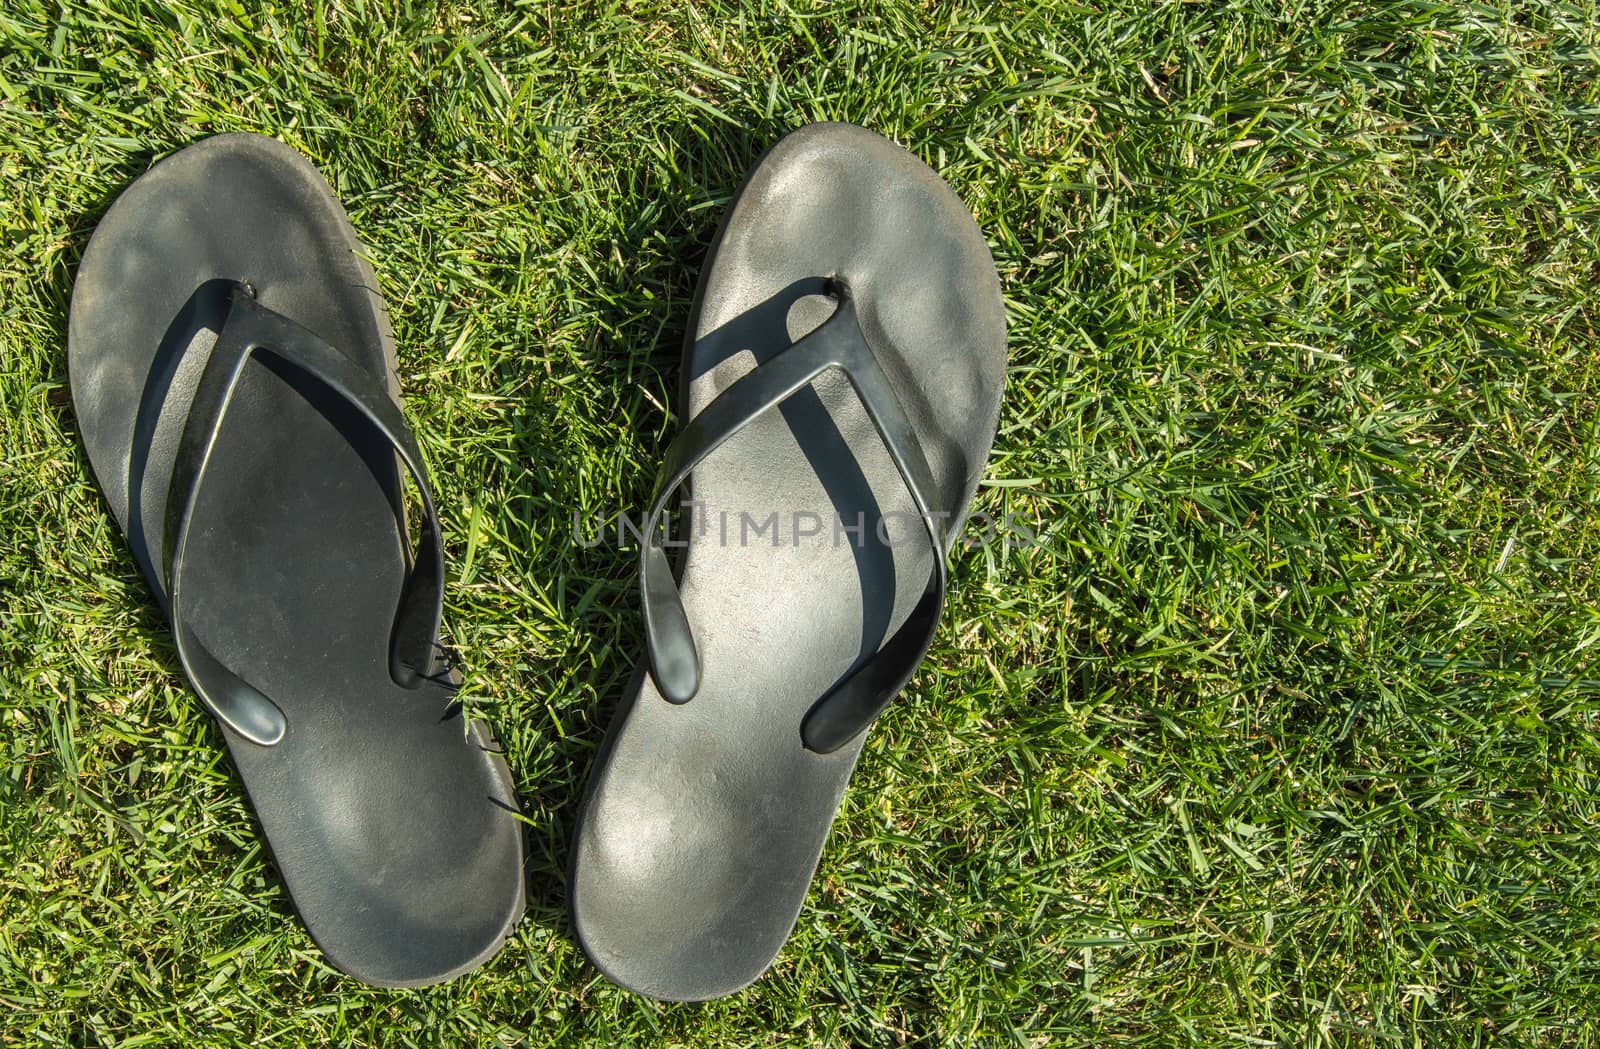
(569, 123), (1007, 1000)
(68, 134), (525, 987)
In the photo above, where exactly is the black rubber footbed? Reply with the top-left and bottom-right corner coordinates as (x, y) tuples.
(68, 134), (525, 987)
(570, 123), (1007, 1001)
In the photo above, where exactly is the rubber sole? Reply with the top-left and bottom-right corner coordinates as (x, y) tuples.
(569, 123), (1007, 1001)
(68, 134), (526, 987)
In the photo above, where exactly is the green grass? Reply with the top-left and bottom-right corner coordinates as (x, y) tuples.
(3, 0), (1600, 1044)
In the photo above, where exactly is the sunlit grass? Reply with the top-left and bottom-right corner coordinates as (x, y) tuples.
(2, 1), (1599, 1044)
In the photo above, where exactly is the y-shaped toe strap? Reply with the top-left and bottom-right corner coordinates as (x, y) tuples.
(161, 285), (444, 747)
(640, 281), (948, 754)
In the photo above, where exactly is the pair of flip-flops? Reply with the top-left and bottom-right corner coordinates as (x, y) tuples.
(68, 123), (1007, 999)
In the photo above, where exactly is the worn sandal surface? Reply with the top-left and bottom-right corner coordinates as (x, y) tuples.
(68, 134), (525, 987)
(570, 122), (1007, 1000)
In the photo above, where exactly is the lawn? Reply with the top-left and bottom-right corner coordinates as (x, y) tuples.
(3, 0), (1600, 1045)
